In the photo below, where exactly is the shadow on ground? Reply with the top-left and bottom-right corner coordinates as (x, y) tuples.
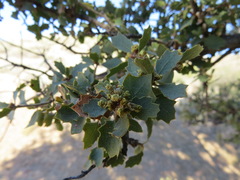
(0, 120), (239, 180)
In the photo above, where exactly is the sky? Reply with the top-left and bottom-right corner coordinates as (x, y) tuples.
(0, 0), (123, 42)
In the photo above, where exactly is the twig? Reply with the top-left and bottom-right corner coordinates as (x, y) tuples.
(0, 56), (52, 77)
(212, 48), (232, 66)
(10, 100), (54, 109)
(63, 165), (96, 180)
(0, 38), (42, 56)
(43, 36), (89, 55)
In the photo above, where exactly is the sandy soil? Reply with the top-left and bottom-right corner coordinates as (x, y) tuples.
(0, 107), (239, 180)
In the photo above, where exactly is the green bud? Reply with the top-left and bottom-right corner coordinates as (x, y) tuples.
(123, 90), (130, 97)
(116, 108), (124, 117)
(114, 88), (122, 94)
(98, 100), (107, 107)
(120, 98), (128, 106)
(131, 44), (139, 53)
(111, 94), (121, 102)
(105, 84), (113, 91)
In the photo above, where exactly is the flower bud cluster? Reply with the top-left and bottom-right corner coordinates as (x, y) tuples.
(97, 83), (142, 116)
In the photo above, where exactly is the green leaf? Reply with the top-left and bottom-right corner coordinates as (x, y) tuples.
(55, 105), (79, 122)
(129, 119), (143, 133)
(103, 58), (122, 69)
(126, 58), (140, 77)
(26, 110), (43, 127)
(89, 148), (104, 167)
(76, 72), (90, 94)
(70, 63), (88, 77)
(134, 58), (154, 74)
(105, 154), (125, 167)
(156, 50), (182, 75)
(146, 119), (153, 139)
(43, 113), (54, 127)
(159, 71), (174, 83)
(123, 74), (155, 100)
(71, 117), (85, 134)
(156, 95), (176, 123)
(19, 90), (26, 104)
(203, 35), (226, 50)
(98, 121), (122, 158)
(91, 45), (101, 55)
(112, 115), (129, 137)
(180, 17), (194, 31)
(54, 119), (63, 131)
(159, 83), (187, 100)
(180, 45), (204, 62)
(102, 40), (116, 54)
(138, 26), (152, 52)
(82, 99), (107, 118)
(0, 102), (9, 109)
(94, 81), (108, 94)
(125, 152), (143, 168)
(54, 61), (65, 74)
(83, 122), (100, 149)
(0, 108), (12, 118)
(30, 78), (41, 92)
(106, 61), (128, 78)
(84, 68), (95, 84)
(156, 44), (167, 57)
(111, 32), (133, 53)
(131, 97), (159, 121)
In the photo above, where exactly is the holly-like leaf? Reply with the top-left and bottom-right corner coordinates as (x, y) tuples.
(106, 61), (128, 78)
(0, 102), (9, 109)
(138, 26), (152, 52)
(145, 119), (153, 139)
(76, 72), (90, 94)
(156, 95), (176, 123)
(105, 154), (125, 167)
(71, 117), (85, 134)
(94, 81), (108, 94)
(123, 74), (155, 100)
(54, 61), (65, 74)
(156, 50), (182, 75)
(103, 58), (122, 69)
(82, 98), (107, 118)
(26, 110), (44, 127)
(112, 115), (129, 137)
(55, 105), (79, 122)
(98, 121), (122, 158)
(125, 152), (144, 168)
(131, 97), (159, 121)
(129, 119), (143, 133)
(159, 83), (187, 100)
(180, 44), (204, 62)
(70, 63), (88, 77)
(30, 78), (41, 92)
(134, 58), (154, 74)
(203, 35), (226, 50)
(83, 122), (100, 149)
(111, 32), (133, 53)
(43, 113), (54, 127)
(0, 108), (12, 118)
(54, 119), (63, 131)
(89, 148), (104, 167)
(126, 58), (140, 77)
(156, 44), (167, 57)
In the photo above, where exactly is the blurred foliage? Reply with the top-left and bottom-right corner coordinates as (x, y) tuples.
(179, 79), (240, 143)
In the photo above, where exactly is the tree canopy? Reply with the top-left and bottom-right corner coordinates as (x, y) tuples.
(0, 0), (240, 179)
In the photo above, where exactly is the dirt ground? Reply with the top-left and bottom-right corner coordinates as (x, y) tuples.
(0, 107), (239, 180)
